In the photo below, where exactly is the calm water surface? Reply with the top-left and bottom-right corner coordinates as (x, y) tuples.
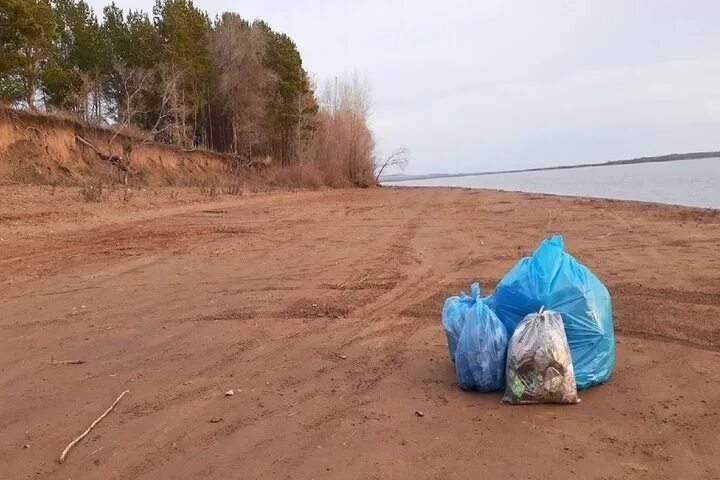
(385, 157), (720, 209)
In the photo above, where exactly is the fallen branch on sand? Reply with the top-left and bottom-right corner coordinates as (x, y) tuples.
(85, 446), (103, 458)
(59, 389), (130, 464)
(51, 356), (86, 365)
(75, 134), (129, 171)
(339, 273), (370, 289)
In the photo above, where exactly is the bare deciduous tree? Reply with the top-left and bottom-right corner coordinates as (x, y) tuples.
(68, 69), (105, 125)
(109, 61), (151, 143)
(307, 72), (376, 186)
(150, 64), (192, 145)
(374, 146), (409, 183)
(211, 14), (275, 161)
(76, 62), (151, 201)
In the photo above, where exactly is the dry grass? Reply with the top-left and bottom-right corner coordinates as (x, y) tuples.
(198, 181), (245, 197)
(222, 183), (243, 195)
(80, 182), (106, 202)
(266, 163), (324, 189)
(199, 183), (219, 197)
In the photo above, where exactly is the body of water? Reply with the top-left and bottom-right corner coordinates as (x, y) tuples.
(385, 157), (720, 209)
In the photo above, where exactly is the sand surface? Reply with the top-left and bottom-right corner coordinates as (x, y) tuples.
(1, 186), (719, 479)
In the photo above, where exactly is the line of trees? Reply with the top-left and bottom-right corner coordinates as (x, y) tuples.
(1, 0), (386, 185)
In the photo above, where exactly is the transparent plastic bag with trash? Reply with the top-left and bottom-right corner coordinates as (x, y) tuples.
(491, 235), (615, 389)
(453, 286), (509, 392)
(502, 309), (579, 404)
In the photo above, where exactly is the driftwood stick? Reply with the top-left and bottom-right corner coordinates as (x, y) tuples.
(59, 389), (130, 464)
(51, 359), (86, 365)
(85, 446), (103, 458)
(339, 273), (370, 289)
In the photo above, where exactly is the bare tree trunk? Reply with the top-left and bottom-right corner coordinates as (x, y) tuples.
(180, 89), (186, 147)
(25, 78), (37, 111)
(123, 171), (129, 202)
(97, 87), (102, 121)
(207, 99), (213, 148)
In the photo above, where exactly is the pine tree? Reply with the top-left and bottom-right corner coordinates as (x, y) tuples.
(41, 0), (103, 117)
(0, 0), (56, 108)
(255, 21), (317, 165)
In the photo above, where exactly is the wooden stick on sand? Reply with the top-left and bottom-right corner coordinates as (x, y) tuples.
(51, 356), (86, 365)
(339, 273), (370, 289)
(59, 390), (130, 464)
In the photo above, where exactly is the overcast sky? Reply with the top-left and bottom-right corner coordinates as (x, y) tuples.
(87, 0), (720, 174)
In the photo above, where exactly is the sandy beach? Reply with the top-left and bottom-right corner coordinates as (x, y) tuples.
(1, 186), (719, 479)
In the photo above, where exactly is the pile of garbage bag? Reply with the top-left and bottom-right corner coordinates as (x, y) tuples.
(441, 283), (479, 363)
(441, 234), (615, 403)
(502, 309), (579, 404)
(492, 235), (614, 389)
(451, 285), (508, 392)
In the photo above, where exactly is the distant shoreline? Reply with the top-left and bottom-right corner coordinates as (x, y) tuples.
(382, 151), (720, 182)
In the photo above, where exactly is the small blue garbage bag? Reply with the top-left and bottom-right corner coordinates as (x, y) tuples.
(491, 235), (614, 389)
(441, 283), (479, 363)
(454, 286), (509, 392)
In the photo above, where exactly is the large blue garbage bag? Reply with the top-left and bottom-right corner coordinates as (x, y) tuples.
(441, 283), (479, 363)
(454, 286), (509, 392)
(491, 235), (614, 389)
